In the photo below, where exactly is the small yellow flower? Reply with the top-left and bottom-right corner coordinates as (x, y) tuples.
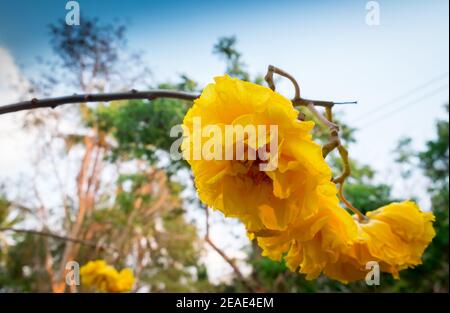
(256, 200), (435, 283)
(115, 268), (135, 292)
(257, 200), (358, 280)
(355, 201), (434, 274)
(322, 201), (435, 283)
(80, 260), (135, 292)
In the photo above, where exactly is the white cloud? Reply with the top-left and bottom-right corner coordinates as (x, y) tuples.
(0, 47), (32, 183)
(0, 47), (30, 102)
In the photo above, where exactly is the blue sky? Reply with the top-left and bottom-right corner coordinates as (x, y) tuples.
(0, 0), (448, 283)
(0, 0), (449, 203)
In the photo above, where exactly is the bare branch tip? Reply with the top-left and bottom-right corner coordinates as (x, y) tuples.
(333, 100), (358, 105)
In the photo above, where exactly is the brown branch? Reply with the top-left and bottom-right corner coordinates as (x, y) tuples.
(0, 90), (200, 115)
(0, 70), (355, 116)
(31, 179), (58, 291)
(55, 135), (96, 291)
(204, 206), (258, 292)
(264, 65), (357, 108)
(273, 272), (287, 291)
(0, 227), (109, 249)
(0, 69), (356, 115)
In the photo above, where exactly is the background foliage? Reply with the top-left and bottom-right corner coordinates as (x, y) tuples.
(0, 19), (447, 293)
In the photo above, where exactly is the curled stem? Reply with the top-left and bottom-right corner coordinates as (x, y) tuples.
(322, 106), (340, 158)
(264, 65), (366, 220)
(265, 65), (301, 99)
(338, 183), (369, 223)
(305, 101), (339, 131)
(333, 145), (351, 185)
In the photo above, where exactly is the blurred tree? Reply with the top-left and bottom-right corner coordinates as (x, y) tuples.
(214, 36), (251, 82)
(0, 18), (211, 292)
(0, 194), (24, 264)
(384, 104), (448, 292)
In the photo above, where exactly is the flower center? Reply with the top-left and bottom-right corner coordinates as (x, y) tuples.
(236, 158), (272, 185)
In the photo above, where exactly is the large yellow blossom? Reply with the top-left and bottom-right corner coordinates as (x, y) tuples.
(182, 75), (335, 233)
(80, 260), (135, 292)
(182, 75), (436, 284)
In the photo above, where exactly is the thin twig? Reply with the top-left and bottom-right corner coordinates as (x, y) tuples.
(0, 227), (115, 251)
(265, 65), (357, 108)
(305, 101), (339, 130)
(0, 90), (200, 115)
(204, 206), (257, 292)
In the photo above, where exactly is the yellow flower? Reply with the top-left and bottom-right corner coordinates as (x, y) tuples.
(324, 201), (435, 283)
(256, 200), (435, 283)
(182, 75), (333, 232)
(257, 199), (358, 280)
(361, 201), (434, 269)
(80, 260), (135, 292)
(115, 268), (135, 292)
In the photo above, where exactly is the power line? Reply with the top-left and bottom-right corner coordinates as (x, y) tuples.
(360, 84), (449, 129)
(355, 72), (449, 121)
